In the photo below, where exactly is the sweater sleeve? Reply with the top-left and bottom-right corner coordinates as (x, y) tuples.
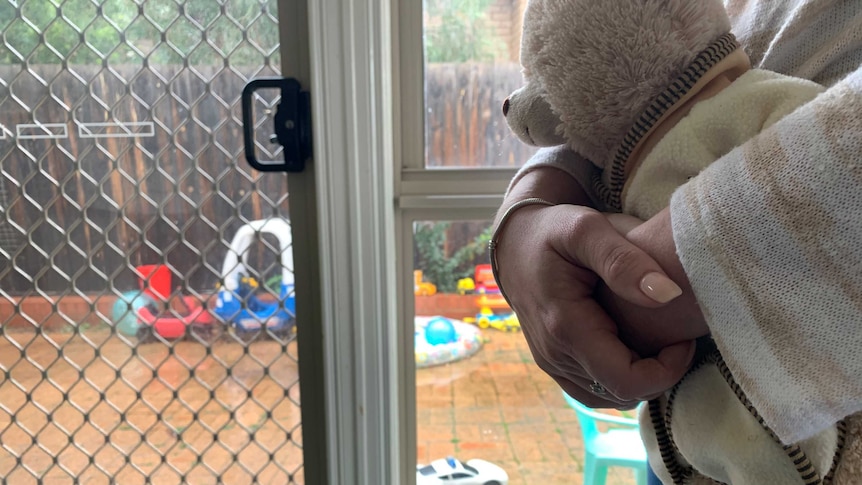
(669, 66), (862, 444)
(504, 146), (608, 210)
(623, 70), (824, 220)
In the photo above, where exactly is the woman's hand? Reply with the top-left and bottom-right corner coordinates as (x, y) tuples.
(598, 209), (710, 358)
(494, 170), (697, 407)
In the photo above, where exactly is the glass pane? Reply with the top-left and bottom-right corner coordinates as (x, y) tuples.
(413, 220), (642, 484)
(0, 1), (304, 483)
(422, 0), (538, 168)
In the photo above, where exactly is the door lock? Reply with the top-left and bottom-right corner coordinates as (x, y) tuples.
(241, 77), (312, 173)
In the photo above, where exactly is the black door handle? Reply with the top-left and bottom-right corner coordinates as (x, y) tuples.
(241, 77), (312, 172)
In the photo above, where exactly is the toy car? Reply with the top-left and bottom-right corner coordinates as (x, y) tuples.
(470, 305), (520, 332)
(416, 456), (508, 485)
(456, 277), (475, 295)
(473, 264), (499, 294)
(112, 264), (217, 341)
(414, 270), (438, 296)
(476, 312), (520, 332)
(214, 218), (296, 341)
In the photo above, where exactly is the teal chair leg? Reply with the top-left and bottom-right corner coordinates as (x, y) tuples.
(583, 455), (597, 485)
(583, 455), (608, 485)
(634, 466), (648, 485)
(565, 394), (649, 485)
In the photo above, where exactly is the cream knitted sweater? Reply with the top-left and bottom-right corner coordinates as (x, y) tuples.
(509, 0), (862, 447)
(673, 0), (862, 447)
(623, 68), (823, 220)
(617, 65), (840, 485)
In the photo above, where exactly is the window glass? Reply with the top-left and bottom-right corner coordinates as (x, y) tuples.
(412, 220), (643, 484)
(422, 0), (538, 168)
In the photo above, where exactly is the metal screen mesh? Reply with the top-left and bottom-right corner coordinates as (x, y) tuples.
(0, 0), (304, 483)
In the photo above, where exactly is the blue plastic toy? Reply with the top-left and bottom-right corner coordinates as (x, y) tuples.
(112, 291), (157, 337)
(425, 316), (457, 345)
(214, 219), (296, 340)
(414, 316), (484, 368)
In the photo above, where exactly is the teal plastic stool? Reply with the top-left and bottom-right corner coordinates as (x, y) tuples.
(562, 391), (648, 485)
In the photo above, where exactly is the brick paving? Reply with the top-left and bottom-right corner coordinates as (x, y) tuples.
(416, 329), (640, 485)
(0, 324), (640, 484)
(0, 326), (302, 484)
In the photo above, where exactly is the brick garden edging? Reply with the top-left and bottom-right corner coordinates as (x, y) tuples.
(415, 294), (482, 319)
(0, 294), (217, 329)
(0, 295), (121, 329)
(3, 293), (484, 329)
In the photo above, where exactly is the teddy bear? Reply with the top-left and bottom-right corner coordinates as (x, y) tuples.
(502, 0), (862, 483)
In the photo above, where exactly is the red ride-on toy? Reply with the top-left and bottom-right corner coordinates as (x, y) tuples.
(112, 264), (218, 341)
(473, 264), (499, 294)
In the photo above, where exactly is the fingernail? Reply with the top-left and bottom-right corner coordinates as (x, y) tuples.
(640, 272), (682, 303)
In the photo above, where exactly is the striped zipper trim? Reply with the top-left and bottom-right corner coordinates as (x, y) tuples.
(650, 348), (847, 484)
(593, 32), (740, 211)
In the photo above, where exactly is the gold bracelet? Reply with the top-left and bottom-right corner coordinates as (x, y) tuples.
(489, 197), (556, 311)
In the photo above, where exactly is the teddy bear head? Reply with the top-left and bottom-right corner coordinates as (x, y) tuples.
(503, 0), (731, 168)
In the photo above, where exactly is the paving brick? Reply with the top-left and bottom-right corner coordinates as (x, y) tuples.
(416, 332), (639, 485)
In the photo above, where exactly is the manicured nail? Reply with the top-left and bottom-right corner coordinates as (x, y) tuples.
(640, 272), (682, 303)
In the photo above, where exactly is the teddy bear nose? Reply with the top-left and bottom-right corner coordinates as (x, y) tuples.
(502, 97), (510, 117)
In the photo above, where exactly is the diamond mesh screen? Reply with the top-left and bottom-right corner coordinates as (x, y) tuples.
(0, 0), (304, 483)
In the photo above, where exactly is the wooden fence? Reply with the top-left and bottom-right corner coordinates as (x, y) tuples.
(425, 63), (537, 167)
(0, 62), (536, 295)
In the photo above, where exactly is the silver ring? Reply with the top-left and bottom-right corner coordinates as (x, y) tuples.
(589, 381), (607, 395)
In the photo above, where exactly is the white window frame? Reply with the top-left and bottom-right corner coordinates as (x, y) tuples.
(392, 1), (521, 485)
(303, 1), (401, 484)
(306, 0), (521, 483)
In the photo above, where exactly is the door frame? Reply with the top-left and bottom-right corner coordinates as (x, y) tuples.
(297, 0), (402, 483)
(276, 1), (328, 484)
(303, 0), (521, 483)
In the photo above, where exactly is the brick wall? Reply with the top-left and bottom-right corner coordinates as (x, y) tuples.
(1, 295), (119, 329)
(1, 293), (218, 329)
(486, 0), (528, 62)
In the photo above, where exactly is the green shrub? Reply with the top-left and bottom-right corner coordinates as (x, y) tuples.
(414, 221), (493, 293)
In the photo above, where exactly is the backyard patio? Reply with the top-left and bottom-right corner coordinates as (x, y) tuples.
(0, 317), (642, 485)
(0, 325), (303, 484)
(417, 326), (641, 485)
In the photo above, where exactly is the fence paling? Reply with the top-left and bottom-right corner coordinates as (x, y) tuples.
(424, 62), (537, 168)
(1, 62), (536, 294)
(1, 65), (290, 294)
